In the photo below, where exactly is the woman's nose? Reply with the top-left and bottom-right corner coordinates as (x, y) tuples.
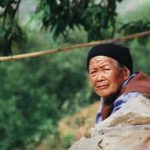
(96, 72), (105, 81)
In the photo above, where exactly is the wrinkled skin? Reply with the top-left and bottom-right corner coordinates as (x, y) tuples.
(89, 56), (130, 102)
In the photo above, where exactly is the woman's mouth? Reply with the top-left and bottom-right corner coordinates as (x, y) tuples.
(96, 85), (109, 90)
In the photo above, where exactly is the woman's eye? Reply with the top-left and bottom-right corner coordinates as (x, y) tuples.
(90, 71), (96, 74)
(90, 70), (97, 75)
(103, 68), (110, 71)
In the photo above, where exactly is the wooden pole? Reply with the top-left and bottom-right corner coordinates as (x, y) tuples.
(0, 30), (150, 62)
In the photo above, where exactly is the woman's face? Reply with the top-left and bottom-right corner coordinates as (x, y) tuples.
(89, 56), (129, 100)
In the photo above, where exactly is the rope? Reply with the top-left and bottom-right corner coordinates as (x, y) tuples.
(0, 30), (150, 62)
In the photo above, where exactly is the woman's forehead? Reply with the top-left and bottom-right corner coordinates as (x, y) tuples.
(89, 56), (117, 64)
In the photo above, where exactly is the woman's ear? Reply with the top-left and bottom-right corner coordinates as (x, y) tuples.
(123, 67), (131, 80)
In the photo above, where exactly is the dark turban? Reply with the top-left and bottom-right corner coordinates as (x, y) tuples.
(87, 43), (133, 73)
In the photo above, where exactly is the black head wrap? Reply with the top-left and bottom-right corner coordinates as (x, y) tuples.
(87, 43), (133, 73)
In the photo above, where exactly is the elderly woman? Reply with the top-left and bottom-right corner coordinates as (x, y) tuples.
(87, 43), (150, 124)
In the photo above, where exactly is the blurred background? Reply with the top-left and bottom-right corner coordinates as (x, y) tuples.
(0, 0), (150, 149)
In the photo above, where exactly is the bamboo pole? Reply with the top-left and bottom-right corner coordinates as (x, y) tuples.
(0, 30), (150, 62)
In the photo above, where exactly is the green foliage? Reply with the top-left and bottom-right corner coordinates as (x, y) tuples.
(0, 1), (149, 150)
(119, 20), (150, 44)
(0, 30), (95, 149)
(36, 0), (89, 37)
(116, 1), (150, 74)
(129, 39), (150, 74)
(0, 60), (59, 149)
(1, 0), (149, 55)
(120, 20), (150, 35)
(61, 132), (75, 150)
(36, 0), (123, 40)
(117, 1), (150, 44)
(0, 0), (27, 55)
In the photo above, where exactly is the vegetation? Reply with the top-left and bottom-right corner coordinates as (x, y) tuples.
(0, 0), (149, 149)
